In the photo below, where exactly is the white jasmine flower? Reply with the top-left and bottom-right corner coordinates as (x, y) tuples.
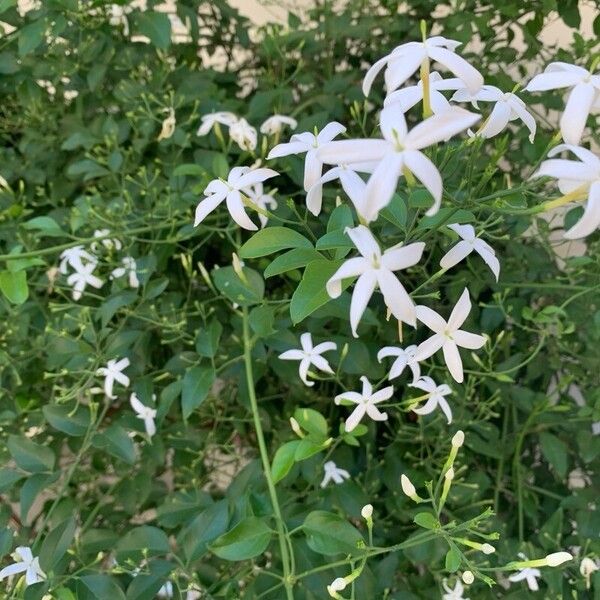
(244, 181), (277, 228)
(194, 166), (278, 231)
(362, 36), (483, 97)
(320, 461), (350, 487)
(442, 579), (469, 600)
(327, 577), (347, 597)
(0, 546), (46, 587)
(384, 71), (464, 113)
(111, 256), (140, 288)
(229, 118), (257, 151)
(415, 289), (486, 383)
(67, 262), (104, 300)
(157, 108), (176, 141)
(278, 332), (336, 386)
(96, 357), (130, 399)
(334, 375), (392, 432)
(197, 111), (238, 136)
(525, 62), (600, 145)
(440, 223), (500, 280)
(377, 344), (421, 383)
(157, 581), (173, 598)
(318, 106), (480, 219)
(59, 245), (97, 274)
(580, 557), (599, 589)
(532, 144), (600, 239)
(452, 85), (536, 142)
(326, 225), (425, 336)
(130, 393), (157, 437)
(267, 122), (346, 214)
(409, 376), (453, 423)
(508, 566), (542, 591)
(90, 229), (122, 253)
(260, 115), (298, 135)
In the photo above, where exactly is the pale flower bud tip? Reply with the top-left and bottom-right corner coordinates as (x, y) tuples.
(289, 417), (301, 435)
(481, 543), (495, 555)
(401, 474), (416, 497)
(452, 430), (465, 448)
(361, 504), (373, 520)
(329, 577), (347, 592)
(545, 552), (573, 567)
(462, 570), (474, 584)
(445, 467), (455, 480)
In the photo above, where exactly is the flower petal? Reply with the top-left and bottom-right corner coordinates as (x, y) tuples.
(438, 397), (453, 424)
(443, 340), (464, 383)
(311, 355), (334, 374)
(525, 70), (584, 92)
(402, 150), (443, 215)
(453, 330), (486, 349)
(226, 190), (258, 231)
(349, 271), (378, 336)
(415, 305), (446, 333)
(379, 105), (408, 142)
(427, 46), (483, 93)
(440, 239), (473, 270)
(279, 349), (305, 361)
(345, 225), (381, 259)
(384, 49), (426, 93)
(406, 107), (480, 150)
(317, 122), (347, 143)
(326, 257), (369, 298)
(477, 100), (512, 139)
(564, 180), (600, 239)
(267, 140), (310, 159)
(415, 333), (444, 361)
(345, 404), (367, 432)
(447, 288), (471, 331)
(303, 149), (322, 192)
(362, 55), (391, 96)
(473, 241), (500, 280)
(318, 139), (390, 165)
(560, 82), (596, 145)
(194, 192), (226, 226)
(312, 341), (336, 354)
(377, 269), (416, 327)
(363, 152), (405, 221)
(381, 241), (425, 271)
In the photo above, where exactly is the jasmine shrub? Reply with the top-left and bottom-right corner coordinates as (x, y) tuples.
(0, 1), (598, 599)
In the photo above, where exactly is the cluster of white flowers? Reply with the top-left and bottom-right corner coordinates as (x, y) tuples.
(58, 229), (139, 300)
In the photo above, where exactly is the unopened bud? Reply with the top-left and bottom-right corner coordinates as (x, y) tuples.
(452, 430), (464, 448)
(545, 552), (573, 567)
(401, 474), (416, 497)
(361, 504), (373, 520)
(462, 571), (474, 585)
(482, 543), (495, 555)
(289, 417), (303, 437)
(445, 467), (455, 481)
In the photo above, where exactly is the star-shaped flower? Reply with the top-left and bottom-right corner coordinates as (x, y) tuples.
(409, 376), (453, 423)
(111, 256), (140, 288)
(66, 262), (104, 300)
(229, 118), (257, 151)
(96, 357), (130, 399)
(508, 566), (542, 591)
(130, 393), (157, 437)
(196, 111), (238, 136)
(442, 579), (469, 600)
(260, 115), (298, 135)
(320, 461), (351, 487)
(335, 376), (392, 432)
(0, 547), (46, 587)
(59, 245), (97, 274)
(194, 166), (278, 231)
(326, 225), (425, 336)
(415, 289), (486, 383)
(377, 344), (421, 383)
(440, 223), (500, 280)
(278, 332), (336, 386)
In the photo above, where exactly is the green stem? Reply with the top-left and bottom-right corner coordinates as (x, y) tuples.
(242, 306), (294, 599)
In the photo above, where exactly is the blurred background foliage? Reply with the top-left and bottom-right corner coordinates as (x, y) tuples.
(0, 0), (598, 598)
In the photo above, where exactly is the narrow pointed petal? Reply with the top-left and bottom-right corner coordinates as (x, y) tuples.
(388, 355), (408, 379)
(311, 355), (334, 374)
(312, 341), (336, 354)
(403, 150), (443, 215)
(362, 55), (391, 96)
(447, 288), (471, 331)
(267, 140), (308, 159)
(306, 167), (343, 215)
(326, 257), (369, 298)
(345, 225), (381, 259)
(363, 151), (404, 220)
(415, 305), (447, 333)
(279, 349), (305, 361)
(303, 150), (322, 192)
(377, 269), (416, 327)
(532, 158), (596, 182)
(318, 139), (390, 165)
(0, 563), (28, 579)
(345, 405), (367, 432)
(317, 122), (347, 142)
(509, 98), (537, 142)
(430, 89), (453, 114)
(473, 242), (500, 280)
(145, 417), (156, 437)
(443, 340), (464, 383)
(130, 394), (145, 414)
(525, 70), (584, 92)
(236, 168), (278, 189)
(560, 82), (596, 145)
(194, 192), (226, 226)
(384, 49), (426, 93)
(379, 105), (408, 142)
(415, 334), (444, 361)
(440, 240), (473, 270)
(350, 271), (377, 336)
(226, 190), (258, 231)
(410, 375), (436, 392)
(406, 107), (480, 150)
(381, 241), (425, 271)
(477, 100), (512, 139)
(438, 398), (453, 423)
(413, 397), (438, 415)
(300, 332), (313, 352)
(564, 181), (600, 239)
(335, 391), (364, 405)
(377, 346), (402, 361)
(549, 143), (600, 168)
(453, 330), (486, 349)
(448, 222), (475, 240)
(383, 85), (423, 111)
(370, 385), (394, 403)
(298, 358), (313, 386)
(408, 361), (421, 384)
(427, 46), (483, 93)
(365, 404), (388, 421)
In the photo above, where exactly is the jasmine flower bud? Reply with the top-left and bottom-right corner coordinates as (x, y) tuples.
(462, 571), (474, 584)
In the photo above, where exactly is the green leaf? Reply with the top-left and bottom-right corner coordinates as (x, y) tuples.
(290, 260), (345, 324)
(271, 441), (301, 484)
(0, 270), (29, 305)
(181, 365), (215, 419)
(0, 468), (24, 492)
(263, 248), (323, 278)
(0, 0), (16, 15)
(173, 164), (205, 177)
(134, 11), (172, 49)
(20, 473), (59, 522)
(180, 500), (229, 561)
(293, 407), (328, 439)
(39, 517), (76, 572)
(413, 512), (439, 530)
(315, 230), (353, 251)
(18, 19), (46, 56)
(445, 546), (461, 572)
(539, 432), (568, 478)
(239, 226), (313, 259)
(210, 517), (272, 561)
(22, 216), (64, 237)
(327, 204), (354, 232)
(8, 435), (55, 472)
(249, 305), (276, 337)
(294, 438), (330, 461)
(43, 404), (90, 437)
(212, 266), (264, 307)
(79, 575), (126, 600)
(303, 511), (364, 556)
(125, 559), (173, 600)
(195, 320), (222, 358)
(116, 526), (170, 561)
(92, 424), (136, 464)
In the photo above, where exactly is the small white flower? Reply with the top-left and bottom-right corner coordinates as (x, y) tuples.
(158, 108), (176, 141)
(111, 256), (140, 288)
(361, 504), (373, 519)
(440, 223), (500, 280)
(197, 111), (238, 136)
(59, 245), (97, 274)
(415, 289), (486, 383)
(260, 115), (298, 135)
(335, 375), (392, 432)
(157, 581), (173, 598)
(66, 262), (104, 300)
(326, 225), (425, 336)
(0, 546), (46, 587)
(278, 332), (336, 387)
(526, 62), (600, 145)
(267, 122), (346, 214)
(320, 461), (350, 487)
(96, 357), (130, 399)
(229, 118), (257, 151)
(409, 376), (453, 423)
(508, 566), (542, 591)
(452, 85), (536, 142)
(377, 344), (421, 383)
(532, 144), (600, 239)
(130, 393), (157, 437)
(362, 35), (483, 97)
(580, 557), (599, 589)
(244, 181), (277, 228)
(194, 166), (278, 231)
(442, 579), (469, 600)
(91, 229), (122, 253)
(318, 106), (479, 219)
